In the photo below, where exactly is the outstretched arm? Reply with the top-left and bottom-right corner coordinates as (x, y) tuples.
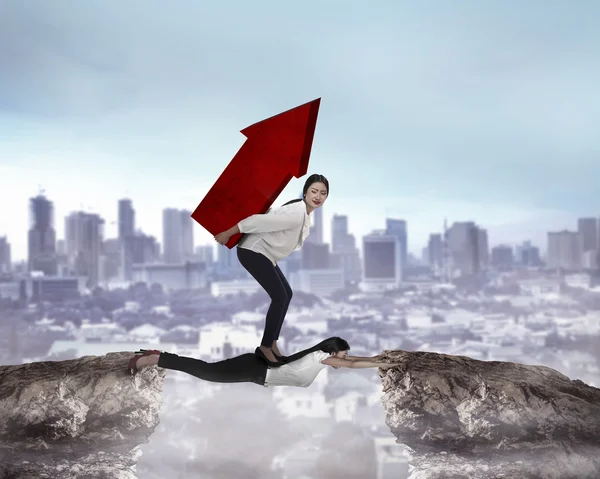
(321, 357), (401, 370)
(346, 354), (384, 362)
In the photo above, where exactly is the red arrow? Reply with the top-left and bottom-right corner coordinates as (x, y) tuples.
(191, 98), (321, 248)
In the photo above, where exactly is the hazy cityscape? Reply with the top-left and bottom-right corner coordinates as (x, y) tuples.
(0, 192), (600, 478)
(2, 1), (600, 478)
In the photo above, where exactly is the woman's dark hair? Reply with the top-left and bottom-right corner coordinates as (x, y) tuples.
(284, 336), (350, 364)
(281, 173), (329, 207)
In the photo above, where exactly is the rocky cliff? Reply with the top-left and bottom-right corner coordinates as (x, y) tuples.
(378, 350), (600, 479)
(0, 352), (165, 479)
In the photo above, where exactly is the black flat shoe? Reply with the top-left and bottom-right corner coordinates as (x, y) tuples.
(255, 347), (282, 367)
(273, 351), (289, 363)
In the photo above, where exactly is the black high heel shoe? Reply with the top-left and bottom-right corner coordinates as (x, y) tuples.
(272, 351), (289, 363)
(255, 347), (282, 367)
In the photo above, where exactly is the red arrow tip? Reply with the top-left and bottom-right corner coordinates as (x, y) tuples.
(240, 98), (321, 177)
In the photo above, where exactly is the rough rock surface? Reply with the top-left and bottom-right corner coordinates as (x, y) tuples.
(0, 352), (165, 479)
(378, 350), (600, 479)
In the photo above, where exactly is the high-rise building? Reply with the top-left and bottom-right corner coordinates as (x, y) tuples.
(427, 233), (443, 273)
(0, 236), (11, 273)
(515, 241), (541, 267)
(215, 244), (246, 278)
(362, 231), (402, 289)
(56, 239), (66, 256)
(302, 242), (330, 269)
(65, 212), (105, 287)
(195, 245), (215, 266)
(491, 245), (514, 271)
(385, 219), (407, 274)
(547, 230), (581, 271)
(118, 199), (135, 240)
(181, 209), (194, 258)
(118, 199), (135, 280)
(331, 214), (349, 253)
(162, 208), (194, 264)
(578, 218), (598, 253)
(581, 250), (599, 270)
(100, 238), (121, 282)
(330, 214), (362, 283)
(306, 204), (323, 244)
(28, 195), (58, 275)
(446, 221), (480, 277)
(123, 234), (159, 264)
(478, 228), (489, 269)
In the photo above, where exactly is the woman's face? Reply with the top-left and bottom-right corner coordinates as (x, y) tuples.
(333, 350), (348, 359)
(304, 182), (328, 208)
(330, 349), (348, 369)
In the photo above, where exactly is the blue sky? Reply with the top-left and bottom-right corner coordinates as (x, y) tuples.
(1, 0), (599, 261)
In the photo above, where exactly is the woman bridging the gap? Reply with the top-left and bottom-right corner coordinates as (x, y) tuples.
(128, 337), (402, 387)
(213, 173), (330, 367)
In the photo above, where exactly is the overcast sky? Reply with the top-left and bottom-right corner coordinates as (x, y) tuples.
(1, 0), (599, 261)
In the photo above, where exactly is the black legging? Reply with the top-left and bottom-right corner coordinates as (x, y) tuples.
(157, 351), (268, 385)
(236, 247), (293, 347)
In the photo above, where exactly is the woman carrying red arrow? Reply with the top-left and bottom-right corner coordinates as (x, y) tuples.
(214, 173), (329, 367)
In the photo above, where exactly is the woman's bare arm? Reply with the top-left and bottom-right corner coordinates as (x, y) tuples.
(322, 357), (400, 369)
(346, 354), (383, 362)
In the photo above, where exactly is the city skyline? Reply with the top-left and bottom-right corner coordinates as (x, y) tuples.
(2, 3), (600, 478)
(1, 1), (599, 263)
(2, 190), (598, 264)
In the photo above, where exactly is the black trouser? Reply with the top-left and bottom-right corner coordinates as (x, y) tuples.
(237, 247), (293, 347)
(157, 351), (268, 385)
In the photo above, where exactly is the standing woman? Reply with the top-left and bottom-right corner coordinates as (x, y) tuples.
(214, 174), (329, 366)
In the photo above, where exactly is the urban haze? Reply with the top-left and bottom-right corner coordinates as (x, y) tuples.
(1, 1), (600, 479)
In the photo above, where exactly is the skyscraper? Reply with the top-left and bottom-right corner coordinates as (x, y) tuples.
(118, 199), (135, 240)
(446, 221), (480, 276)
(306, 204), (323, 244)
(577, 217), (598, 253)
(181, 209), (194, 258)
(331, 214), (348, 253)
(65, 212), (105, 287)
(330, 214), (362, 283)
(362, 231), (402, 288)
(118, 199), (135, 280)
(28, 195), (58, 275)
(0, 236), (11, 273)
(547, 230), (581, 270)
(301, 242), (330, 269)
(162, 208), (194, 264)
(477, 228), (489, 270)
(515, 241), (541, 267)
(491, 245), (514, 270)
(427, 233), (443, 272)
(195, 245), (215, 266)
(385, 219), (407, 271)
(124, 234), (159, 264)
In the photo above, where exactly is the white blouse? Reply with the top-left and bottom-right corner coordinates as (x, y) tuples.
(263, 350), (330, 388)
(237, 200), (311, 266)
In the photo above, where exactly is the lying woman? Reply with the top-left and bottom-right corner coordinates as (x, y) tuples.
(128, 337), (400, 388)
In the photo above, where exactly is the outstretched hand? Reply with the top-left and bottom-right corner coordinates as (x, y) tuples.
(378, 362), (402, 369)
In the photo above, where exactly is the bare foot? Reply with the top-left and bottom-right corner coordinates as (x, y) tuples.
(133, 354), (159, 372)
(260, 345), (278, 363)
